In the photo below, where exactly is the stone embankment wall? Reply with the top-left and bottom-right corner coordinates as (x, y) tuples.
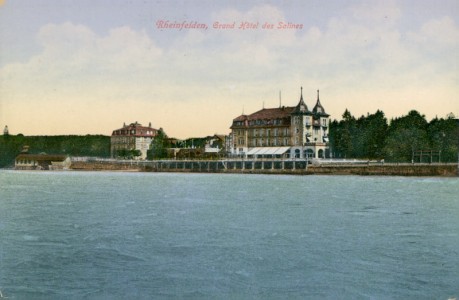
(70, 159), (458, 177)
(307, 164), (457, 176)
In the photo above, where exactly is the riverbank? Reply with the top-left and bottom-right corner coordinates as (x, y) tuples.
(69, 159), (459, 177)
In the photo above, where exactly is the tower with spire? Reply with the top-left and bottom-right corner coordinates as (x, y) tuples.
(291, 87), (310, 114)
(230, 87), (330, 159)
(290, 88), (330, 158)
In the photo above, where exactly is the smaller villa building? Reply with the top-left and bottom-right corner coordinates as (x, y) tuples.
(15, 154), (71, 170)
(110, 122), (158, 160)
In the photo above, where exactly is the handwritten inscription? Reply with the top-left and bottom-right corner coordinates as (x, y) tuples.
(157, 20), (303, 31)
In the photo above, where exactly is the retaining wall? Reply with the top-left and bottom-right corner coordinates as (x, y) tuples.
(70, 159), (458, 177)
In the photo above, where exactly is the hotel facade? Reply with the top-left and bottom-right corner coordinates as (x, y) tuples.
(230, 88), (330, 159)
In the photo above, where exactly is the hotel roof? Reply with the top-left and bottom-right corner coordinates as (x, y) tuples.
(233, 106), (295, 122)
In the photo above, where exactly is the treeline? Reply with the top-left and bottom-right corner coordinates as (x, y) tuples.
(329, 110), (459, 162)
(0, 135), (110, 168)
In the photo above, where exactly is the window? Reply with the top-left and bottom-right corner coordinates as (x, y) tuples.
(318, 149), (324, 158)
(295, 149), (300, 158)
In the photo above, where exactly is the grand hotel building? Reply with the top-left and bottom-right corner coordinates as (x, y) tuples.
(230, 88), (330, 159)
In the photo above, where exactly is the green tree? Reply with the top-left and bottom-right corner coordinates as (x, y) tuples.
(357, 110), (388, 159)
(384, 128), (430, 162)
(147, 128), (170, 159)
(427, 114), (458, 162)
(388, 110), (428, 133)
(383, 110), (430, 162)
(329, 109), (356, 158)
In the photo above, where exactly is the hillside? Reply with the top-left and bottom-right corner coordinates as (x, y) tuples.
(0, 135), (111, 168)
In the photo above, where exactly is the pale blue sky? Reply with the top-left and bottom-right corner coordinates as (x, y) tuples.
(1, 0), (458, 137)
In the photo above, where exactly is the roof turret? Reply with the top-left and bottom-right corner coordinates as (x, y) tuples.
(291, 86), (311, 115)
(312, 90), (329, 116)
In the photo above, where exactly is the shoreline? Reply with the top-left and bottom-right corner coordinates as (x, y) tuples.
(67, 160), (458, 177)
(3, 166), (458, 177)
(4, 159), (458, 177)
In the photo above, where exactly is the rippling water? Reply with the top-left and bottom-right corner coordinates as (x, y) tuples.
(0, 170), (458, 299)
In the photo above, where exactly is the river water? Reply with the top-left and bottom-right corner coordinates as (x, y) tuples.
(0, 170), (458, 299)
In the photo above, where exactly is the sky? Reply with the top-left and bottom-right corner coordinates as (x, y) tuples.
(0, 0), (458, 138)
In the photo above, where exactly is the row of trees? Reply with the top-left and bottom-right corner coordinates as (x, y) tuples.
(329, 110), (458, 162)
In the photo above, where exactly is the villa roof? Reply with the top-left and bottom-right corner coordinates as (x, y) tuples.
(16, 154), (68, 161)
(233, 114), (248, 122)
(112, 122), (158, 137)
